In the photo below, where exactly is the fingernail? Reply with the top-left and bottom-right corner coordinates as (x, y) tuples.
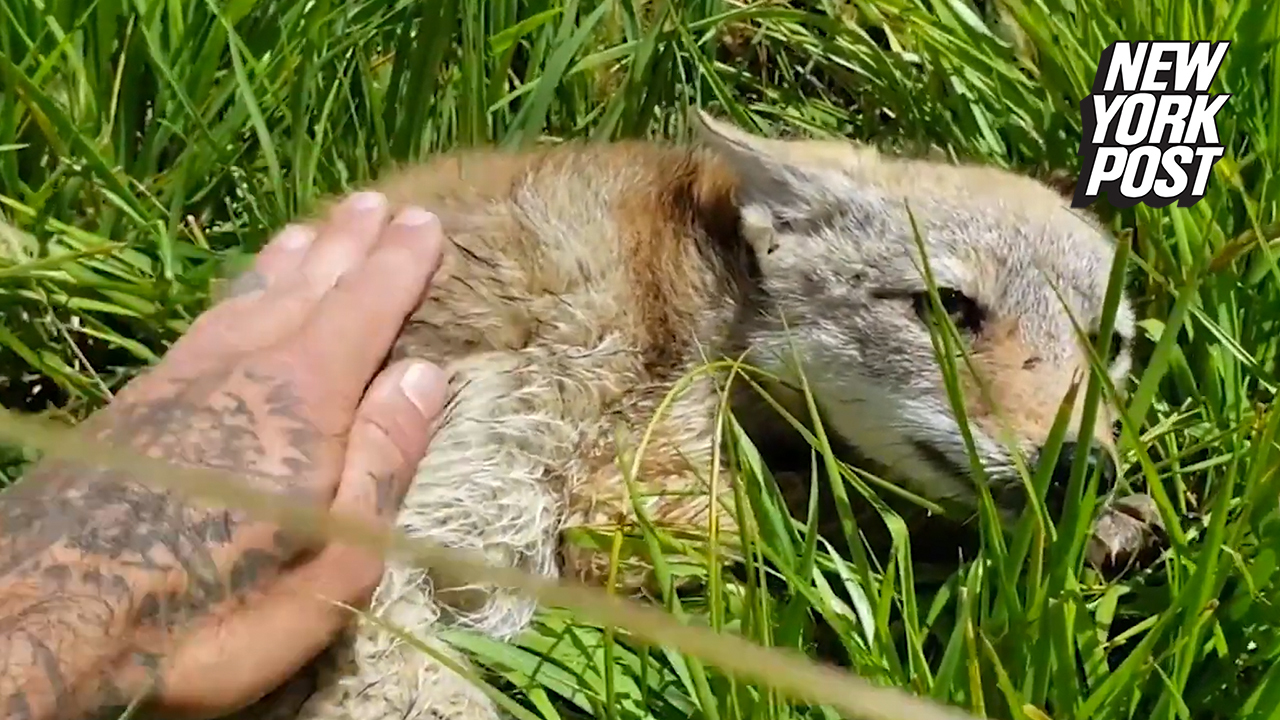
(392, 207), (438, 228)
(347, 191), (387, 213)
(276, 224), (315, 251)
(399, 362), (448, 417)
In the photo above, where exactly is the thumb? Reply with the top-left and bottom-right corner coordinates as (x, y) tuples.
(317, 358), (450, 606)
(333, 358), (450, 521)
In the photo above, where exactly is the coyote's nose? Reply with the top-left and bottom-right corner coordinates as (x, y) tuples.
(1039, 441), (1118, 516)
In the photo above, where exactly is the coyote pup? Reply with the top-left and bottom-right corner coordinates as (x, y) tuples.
(275, 110), (1147, 720)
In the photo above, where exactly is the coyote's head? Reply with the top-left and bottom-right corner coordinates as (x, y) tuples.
(694, 111), (1134, 522)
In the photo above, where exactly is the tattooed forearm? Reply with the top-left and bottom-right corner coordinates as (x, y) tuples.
(0, 366), (325, 720)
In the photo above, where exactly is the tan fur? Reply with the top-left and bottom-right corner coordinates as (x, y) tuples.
(234, 111), (1137, 720)
(962, 317), (1117, 453)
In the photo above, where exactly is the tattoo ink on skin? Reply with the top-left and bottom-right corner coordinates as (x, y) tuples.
(0, 366), (325, 720)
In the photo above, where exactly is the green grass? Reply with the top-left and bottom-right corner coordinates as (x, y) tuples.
(2, 1), (1279, 719)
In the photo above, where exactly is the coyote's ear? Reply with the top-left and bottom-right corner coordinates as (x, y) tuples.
(689, 109), (833, 215)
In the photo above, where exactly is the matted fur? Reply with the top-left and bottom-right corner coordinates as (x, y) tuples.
(236, 112), (1137, 720)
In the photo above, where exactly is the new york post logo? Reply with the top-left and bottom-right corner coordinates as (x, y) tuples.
(1072, 41), (1231, 209)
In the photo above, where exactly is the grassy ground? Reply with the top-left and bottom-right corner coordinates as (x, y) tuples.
(3, 1), (1279, 719)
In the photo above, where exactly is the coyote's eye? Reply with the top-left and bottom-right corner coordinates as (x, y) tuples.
(913, 288), (985, 336)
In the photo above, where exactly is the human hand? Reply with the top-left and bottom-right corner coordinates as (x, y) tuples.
(0, 191), (449, 720)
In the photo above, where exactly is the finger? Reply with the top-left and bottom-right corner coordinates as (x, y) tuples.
(223, 224), (318, 303)
(331, 358), (449, 523)
(159, 192), (392, 371)
(206, 191), (394, 348)
(158, 225), (318, 368)
(292, 191), (392, 294)
(286, 207), (446, 401)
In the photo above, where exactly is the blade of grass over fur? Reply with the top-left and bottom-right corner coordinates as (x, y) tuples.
(1072, 226), (1194, 713)
(609, 356), (756, 720)
(903, 202), (1020, 605)
(1026, 227), (1132, 677)
(775, 323), (908, 678)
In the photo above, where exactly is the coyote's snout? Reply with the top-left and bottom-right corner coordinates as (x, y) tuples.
(259, 110), (1142, 720)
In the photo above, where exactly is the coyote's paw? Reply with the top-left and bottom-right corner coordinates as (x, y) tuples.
(1087, 493), (1167, 577)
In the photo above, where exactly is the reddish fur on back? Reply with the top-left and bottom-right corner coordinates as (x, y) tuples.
(332, 141), (756, 383)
